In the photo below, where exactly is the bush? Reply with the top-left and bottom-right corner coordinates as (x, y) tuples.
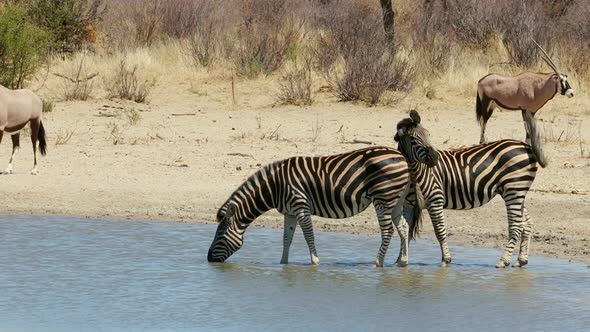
(26, 0), (104, 53)
(0, 4), (50, 88)
(276, 58), (313, 106)
(105, 57), (154, 103)
(315, 1), (415, 105)
(232, 0), (302, 78)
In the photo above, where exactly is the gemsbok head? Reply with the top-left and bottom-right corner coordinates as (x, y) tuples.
(476, 40), (573, 144)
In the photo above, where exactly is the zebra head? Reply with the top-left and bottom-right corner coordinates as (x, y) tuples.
(208, 203), (245, 262)
(394, 110), (439, 167)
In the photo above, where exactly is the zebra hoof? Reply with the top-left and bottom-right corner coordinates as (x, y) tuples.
(397, 258), (408, 267)
(375, 260), (384, 268)
(30, 168), (39, 175)
(280, 259), (288, 265)
(311, 255), (320, 266)
(512, 259), (528, 268)
(440, 257), (451, 267)
(495, 260), (509, 268)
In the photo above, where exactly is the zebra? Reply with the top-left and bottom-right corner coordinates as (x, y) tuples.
(394, 110), (546, 268)
(207, 146), (423, 267)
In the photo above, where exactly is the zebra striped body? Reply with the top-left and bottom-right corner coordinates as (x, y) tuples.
(208, 146), (412, 267)
(395, 111), (545, 268)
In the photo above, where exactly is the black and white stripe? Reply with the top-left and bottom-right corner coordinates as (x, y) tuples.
(208, 146), (414, 266)
(395, 111), (546, 268)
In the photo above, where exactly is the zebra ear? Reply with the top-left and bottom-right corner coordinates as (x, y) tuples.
(409, 110), (421, 124)
(394, 128), (404, 142)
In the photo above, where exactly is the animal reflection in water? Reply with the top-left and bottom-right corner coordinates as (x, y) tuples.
(0, 85), (47, 175)
(395, 111), (546, 268)
(476, 40), (573, 144)
(208, 147), (423, 267)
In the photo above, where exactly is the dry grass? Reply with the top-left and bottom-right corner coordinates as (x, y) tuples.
(105, 56), (155, 103)
(124, 108), (141, 125)
(107, 122), (124, 145)
(276, 59), (313, 106)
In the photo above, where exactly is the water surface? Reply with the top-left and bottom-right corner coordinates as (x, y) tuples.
(0, 215), (588, 332)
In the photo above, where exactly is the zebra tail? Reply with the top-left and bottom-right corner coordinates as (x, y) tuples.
(408, 183), (425, 240)
(527, 112), (547, 168)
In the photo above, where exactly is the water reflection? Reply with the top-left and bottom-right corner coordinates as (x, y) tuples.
(0, 215), (588, 332)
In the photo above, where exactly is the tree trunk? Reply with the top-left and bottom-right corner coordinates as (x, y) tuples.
(380, 0), (395, 45)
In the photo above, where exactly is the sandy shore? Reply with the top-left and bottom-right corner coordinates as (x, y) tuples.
(2, 72), (589, 265)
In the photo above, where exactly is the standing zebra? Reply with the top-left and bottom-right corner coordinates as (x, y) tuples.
(394, 111), (546, 268)
(207, 146), (422, 267)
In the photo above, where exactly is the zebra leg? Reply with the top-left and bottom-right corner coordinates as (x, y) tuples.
(280, 214), (297, 264)
(428, 203), (452, 266)
(496, 194), (526, 268)
(392, 209), (409, 267)
(513, 207), (532, 268)
(374, 204), (394, 267)
(296, 211), (320, 265)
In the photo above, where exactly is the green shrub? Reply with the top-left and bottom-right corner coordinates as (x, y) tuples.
(0, 4), (50, 88)
(26, 0), (104, 53)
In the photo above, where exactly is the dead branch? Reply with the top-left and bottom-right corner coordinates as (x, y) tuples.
(171, 113), (197, 116)
(344, 139), (374, 145)
(53, 72), (99, 83)
(227, 152), (254, 158)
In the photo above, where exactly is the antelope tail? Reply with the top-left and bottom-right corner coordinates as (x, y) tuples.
(38, 121), (47, 156)
(408, 182), (425, 241)
(476, 93), (484, 125)
(527, 113), (546, 168)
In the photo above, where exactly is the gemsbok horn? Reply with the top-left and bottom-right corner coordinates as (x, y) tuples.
(475, 40), (574, 144)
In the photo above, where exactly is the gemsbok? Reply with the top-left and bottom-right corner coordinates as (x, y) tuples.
(0, 84), (47, 175)
(476, 40), (574, 144)
(395, 111), (546, 268)
(208, 146), (423, 267)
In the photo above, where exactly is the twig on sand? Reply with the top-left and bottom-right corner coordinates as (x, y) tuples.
(161, 163), (189, 168)
(344, 139), (375, 145)
(227, 152), (254, 158)
(171, 113), (197, 116)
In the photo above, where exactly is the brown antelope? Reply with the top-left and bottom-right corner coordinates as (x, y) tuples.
(0, 84), (47, 175)
(476, 41), (574, 144)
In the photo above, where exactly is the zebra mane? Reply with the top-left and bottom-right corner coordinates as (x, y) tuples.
(216, 160), (282, 222)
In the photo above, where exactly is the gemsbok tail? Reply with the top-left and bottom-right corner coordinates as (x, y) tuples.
(526, 112), (546, 168)
(39, 121), (47, 156)
(475, 93), (484, 125)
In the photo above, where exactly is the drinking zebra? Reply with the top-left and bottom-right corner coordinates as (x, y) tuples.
(207, 146), (422, 267)
(394, 111), (546, 268)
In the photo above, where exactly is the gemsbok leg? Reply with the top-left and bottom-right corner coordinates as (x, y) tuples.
(4, 134), (20, 174)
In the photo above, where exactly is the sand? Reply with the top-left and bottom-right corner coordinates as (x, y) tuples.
(2, 71), (589, 265)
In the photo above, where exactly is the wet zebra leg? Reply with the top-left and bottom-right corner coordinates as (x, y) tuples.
(374, 204), (394, 267)
(513, 207), (532, 268)
(497, 195), (526, 268)
(297, 211), (320, 265)
(427, 201), (452, 266)
(280, 214), (297, 264)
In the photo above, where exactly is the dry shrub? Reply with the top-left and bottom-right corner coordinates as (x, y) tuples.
(184, 1), (223, 67)
(315, 0), (415, 105)
(277, 58), (313, 106)
(59, 51), (95, 101)
(105, 57), (154, 103)
(232, 0), (303, 78)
